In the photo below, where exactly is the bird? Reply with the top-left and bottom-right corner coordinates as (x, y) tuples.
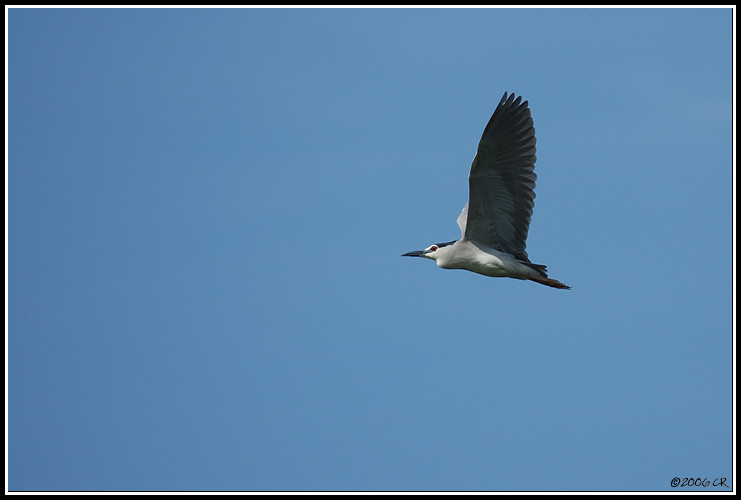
(402, 92), (570, 289)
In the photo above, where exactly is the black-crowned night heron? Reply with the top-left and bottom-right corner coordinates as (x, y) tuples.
(403, 92), (570, 290)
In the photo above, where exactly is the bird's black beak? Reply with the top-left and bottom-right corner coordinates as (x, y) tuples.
(402, 250), (427, 257)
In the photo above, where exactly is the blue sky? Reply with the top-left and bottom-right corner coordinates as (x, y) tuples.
(8, 7), (733, 492)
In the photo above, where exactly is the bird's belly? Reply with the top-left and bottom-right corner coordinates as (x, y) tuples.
(468, 262), (513, 277)
(458, 256), (514, 277)
(439, 243), (535, 279)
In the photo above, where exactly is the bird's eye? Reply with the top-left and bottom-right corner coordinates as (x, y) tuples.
(430, 245), (438, 252)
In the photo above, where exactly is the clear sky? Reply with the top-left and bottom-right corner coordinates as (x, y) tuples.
(8, 7), (733, 492)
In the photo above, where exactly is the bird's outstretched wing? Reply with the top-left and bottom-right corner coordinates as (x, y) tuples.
(464, 92), (537, 261)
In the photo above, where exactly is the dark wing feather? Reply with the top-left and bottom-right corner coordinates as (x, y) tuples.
(465, 92), (537, 261)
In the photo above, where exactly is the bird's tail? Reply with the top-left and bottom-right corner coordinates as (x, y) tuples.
(520, 261), (571, 289)
(528, 276), (571, 290)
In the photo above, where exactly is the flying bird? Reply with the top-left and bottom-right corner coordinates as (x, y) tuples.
(403, 92), (570, 289)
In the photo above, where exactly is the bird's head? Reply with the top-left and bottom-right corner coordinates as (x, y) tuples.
(402, 240), (457, 264)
